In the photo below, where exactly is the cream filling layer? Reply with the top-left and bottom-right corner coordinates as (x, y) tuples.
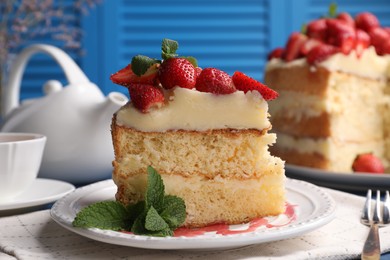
(266, 47), (390, 80)
(116, 87), (271, 132)
(276, 133), (385, 172)
(269, 91), (328, 121)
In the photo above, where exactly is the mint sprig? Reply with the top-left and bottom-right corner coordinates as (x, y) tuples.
(72, 166), (186, 237)
(131, 55), (159, 76)
(161, 38), (198, 66)
(161, 38), (179, 60)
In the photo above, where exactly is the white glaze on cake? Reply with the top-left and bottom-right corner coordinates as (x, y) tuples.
(116, 87), (271, 132)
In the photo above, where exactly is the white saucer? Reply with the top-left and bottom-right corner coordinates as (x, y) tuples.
(0, 178), (75, 211)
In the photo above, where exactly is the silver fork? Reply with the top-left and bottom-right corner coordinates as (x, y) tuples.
(361, 189), (390, 260)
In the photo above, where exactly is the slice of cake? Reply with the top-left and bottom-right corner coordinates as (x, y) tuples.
(110, 39), (285, 228)
(264, 10), (390, 173)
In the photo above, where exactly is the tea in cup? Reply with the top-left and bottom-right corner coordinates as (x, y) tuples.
(0, 133), (46, 201)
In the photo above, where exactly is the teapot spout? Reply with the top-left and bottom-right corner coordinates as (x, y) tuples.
(98, 92), (128, 122)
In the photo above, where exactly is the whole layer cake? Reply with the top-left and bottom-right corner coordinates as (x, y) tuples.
(264, 9), (390, 173)
(110, 39), (285, 228)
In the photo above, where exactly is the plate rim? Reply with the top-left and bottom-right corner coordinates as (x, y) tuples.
(50, 178), (336, 250)
(286, 163), (390, 191)
(0, 178), (75, 211)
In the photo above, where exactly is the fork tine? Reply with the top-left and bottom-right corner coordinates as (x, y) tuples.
(383, 191), (390, 225)
(373, 190), (381, 223)
(362, 189), (372, 222)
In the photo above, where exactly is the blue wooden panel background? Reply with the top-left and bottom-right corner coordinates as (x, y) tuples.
(15, 0), (390, 101)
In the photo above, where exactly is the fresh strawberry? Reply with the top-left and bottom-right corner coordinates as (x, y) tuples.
(355, 29), (370, 58)
(355, 12), (380, 32)
(369, 27), (390, 55)
(267, 47), (284, 60)
(352, 153), (384, 174)
(337, 12), (355, 27)
(306, 44), (338, 65)
(158, 58), (196, 89)
(195, 68), (236, 94)
(380, 41), (390, 55)
(383, 27), (390, 36)
(306, 19), (328, 41)
(284, 32), (308, 62)
(195, 67), (202, 78)
(300, 38), (322, 55)
(110, 64), (158, 87)
(232, 71), (278, 101)
(326, 19), (356, 54)
(127, 83), (165, 113)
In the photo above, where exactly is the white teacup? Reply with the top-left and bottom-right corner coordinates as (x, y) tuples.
(0, 133), (46, 201)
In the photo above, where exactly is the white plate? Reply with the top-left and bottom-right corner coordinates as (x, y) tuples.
(0, 178), (75, 211)
(51, 178), (336, 250)
(286, 164), (390, 192)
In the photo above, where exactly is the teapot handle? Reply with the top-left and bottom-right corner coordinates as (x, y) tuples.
(2, 44), (90, 117)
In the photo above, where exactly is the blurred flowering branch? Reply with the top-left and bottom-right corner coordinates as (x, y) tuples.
(0, 0), (100, 74)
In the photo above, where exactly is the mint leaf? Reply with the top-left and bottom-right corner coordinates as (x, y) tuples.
(328, 2), (337, 18)
(72, 201), (130, 231)
(132, 209), (173, 237)
(131, 55), (159, 76)
(73, 166), (186, 237)
(160, 195), (186, 229)
(145, 206), (170, 231)
(145, 166), (164, 212)
(182, 56), (198, 68)
(162, 38), (179, 60)
(131, 213), (147, 234)
(127, 200), (146, 226)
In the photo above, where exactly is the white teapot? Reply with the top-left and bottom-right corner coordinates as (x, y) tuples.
(1, 44), (128, 184)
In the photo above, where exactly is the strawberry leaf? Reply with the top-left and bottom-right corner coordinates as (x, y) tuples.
(131, 55), (159, 76)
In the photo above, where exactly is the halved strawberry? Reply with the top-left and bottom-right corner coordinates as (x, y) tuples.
(326, 19), (356, 55)
(355, 29), (370, 58)
(195, 68), (236, 95)
(232, 71), (278, 101)
(158, 58), (196, 89)
(110, 64), (158, 87)
(355, 12), (380, 33)
(306, 44), (338, 65)
(306, 19), (328, 41)
(352, 153), (384, 174)
(284, 32), (307, 62)
(300, 38), (322, 56)
(267, 47), (284, 60)
(127, 83), (165, 113)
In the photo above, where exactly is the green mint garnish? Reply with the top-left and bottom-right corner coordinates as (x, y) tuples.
(328, 2), (337, 18)
(72, 166), (186, 237)
(182, 56), (198, 67)
(72, 201), (132, 231)
(131, 55), (159, 76)
(161, 38), (179, 60)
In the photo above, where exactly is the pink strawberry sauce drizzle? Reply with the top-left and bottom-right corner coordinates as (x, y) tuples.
(120, 203), (297, 237)
(173, 202), (297, 237)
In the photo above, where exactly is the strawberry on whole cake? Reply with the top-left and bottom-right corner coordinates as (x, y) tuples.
(265, 8), (390, 174)
(110, 39), (285, 228)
